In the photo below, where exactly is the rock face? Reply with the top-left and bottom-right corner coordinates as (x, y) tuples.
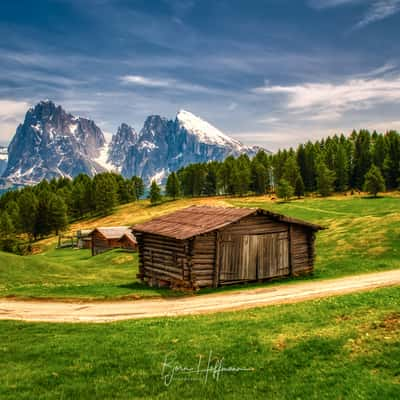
(2, 100), (106, 183)
(121, 110), (261, 184)
(0, 147), (7, 176)
(107, 123), (138, 170)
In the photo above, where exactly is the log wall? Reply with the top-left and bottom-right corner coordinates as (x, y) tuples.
(290, 225), (315, 275)
(191, 232), (216, 288)
(136, 232), (190, 288)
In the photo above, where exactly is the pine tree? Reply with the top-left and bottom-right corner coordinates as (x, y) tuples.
(251, 160), (268, 195)
(132, 176), (145, 199)
(0, 211), (15, 252)
(149, 180), (162, 205)
(276, 179), (294, 201)
(165, 172), (181, 199)
(48, 194), (68, 234)
(335, 145), (349, 192)
(316, 161), (336, 197)
(364, 165), (386, 197)
(5, 200), (21, 233)
(17, 190), (39, 239)
(294, 175), (305, 198)
(93, 173), (118, 215)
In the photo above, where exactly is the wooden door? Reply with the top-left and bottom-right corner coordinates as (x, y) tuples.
(219, 233), (289, 283)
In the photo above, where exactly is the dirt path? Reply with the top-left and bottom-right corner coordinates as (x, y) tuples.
(1, 270), (399, 323)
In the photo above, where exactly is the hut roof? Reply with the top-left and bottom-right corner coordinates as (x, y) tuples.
(77, 229), (94, 237)
(119, 231), (137, 245)
(132, 206), (324, 240)
(92, 226), (131, 240)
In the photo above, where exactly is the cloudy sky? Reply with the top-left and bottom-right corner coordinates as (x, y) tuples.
(1, 0), (400, 150)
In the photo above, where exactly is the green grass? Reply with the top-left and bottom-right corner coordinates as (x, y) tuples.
(0, 248), (179, 299)
(0, 194), (399, 299)
(0, 287), (399, 399)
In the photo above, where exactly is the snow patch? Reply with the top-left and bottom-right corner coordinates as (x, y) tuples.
(94, 142), (117, 171)
(69, 123), (78, 135)
(149, 168), (167, 185)
(138, 140), (157, 150)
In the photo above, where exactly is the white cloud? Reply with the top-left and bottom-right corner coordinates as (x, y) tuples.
(0, 100), (30, 144)
(309, 0), (400, 28)
(119, 75), (215, 94)
(308, 0), (360, 9)
(356, 0), (400, 28)
(253, 73), (400, 121)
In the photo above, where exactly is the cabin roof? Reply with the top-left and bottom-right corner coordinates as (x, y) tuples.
(92, 226), (131, 240)
(119, 231), (137, 244)
(132, 206), (324, 240)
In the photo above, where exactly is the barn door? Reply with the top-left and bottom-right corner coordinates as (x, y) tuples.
(219, 234), (257, 282)
(257, 232), (289, 279)
(219, 233), (289, 283)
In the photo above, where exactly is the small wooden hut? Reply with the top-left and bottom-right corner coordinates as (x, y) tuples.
(90, 227), (137, 256)
(76, 229), (93, 249)
(132, 206), (324, 289)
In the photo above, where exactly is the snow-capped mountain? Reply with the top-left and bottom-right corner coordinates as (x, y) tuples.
(2, 100), (106, 183)
(0, 146), (8, 176)
(1, 102), (266, 187)
(122, 110), (261, 184)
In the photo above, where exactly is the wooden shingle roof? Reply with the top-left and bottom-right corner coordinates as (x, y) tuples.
(92, 226), (132, 240)
(132, 206), (324, 240)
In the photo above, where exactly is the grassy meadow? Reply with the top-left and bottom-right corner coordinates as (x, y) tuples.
(0, 286), (399, 399)
(0, 193), (399, 299)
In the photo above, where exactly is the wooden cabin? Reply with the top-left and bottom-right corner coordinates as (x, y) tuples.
(76, 229), (93, 249)
(90, 227), (137, 256)
(132, 206), (324, 289)
(119, 232), (138, 252)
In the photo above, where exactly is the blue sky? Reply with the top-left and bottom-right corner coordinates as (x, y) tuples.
(1, 0), (400, 150)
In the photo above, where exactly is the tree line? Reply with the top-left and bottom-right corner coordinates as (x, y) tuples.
(0, 173), (144, 252)
(1, 129), (399, 251)
(157, 129), (399, 202)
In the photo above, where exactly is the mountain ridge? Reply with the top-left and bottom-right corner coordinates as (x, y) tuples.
(1, 100), (268, 187)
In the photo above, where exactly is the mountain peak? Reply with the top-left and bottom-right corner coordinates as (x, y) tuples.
(176, 109), (240, 146)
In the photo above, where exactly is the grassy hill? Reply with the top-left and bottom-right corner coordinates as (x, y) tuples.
(0, 193), (399, 299)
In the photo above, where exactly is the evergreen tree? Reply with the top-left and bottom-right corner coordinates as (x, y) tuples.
(316, 161), (336, 197)
(149, 180), (162, 205)
(251, 160), (268, 195)
(294, 175), (305, 198)
(165, 172), (181, 199)
(5, 200), (21, 233)
(203, 162), (219, 196)
(132, 176), (145, 199)
(17, 190), (39, 239)
(364, 165), (386, 197)
(276, 179), (294, 201)
(383, 131), (400, 189)
(282, 157), (300, 187)
(48, 194), (68, 234)
(335, 145), (349, 192)
(0, 211), (15, 252)
(93, 173), (118, 215)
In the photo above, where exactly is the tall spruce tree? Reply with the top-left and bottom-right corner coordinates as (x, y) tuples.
(166, 172), (181, 199)
(316, 160), (336, 197)
(93, 173), (118, 215)
(149, 180), (162, 205)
